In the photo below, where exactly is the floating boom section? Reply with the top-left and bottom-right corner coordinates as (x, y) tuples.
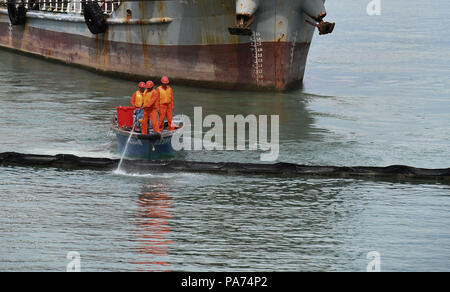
(0, 152), (449, 183)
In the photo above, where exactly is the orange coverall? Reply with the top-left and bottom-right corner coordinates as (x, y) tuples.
(157, 85), (175, 131)
(142, 88), (160, 134)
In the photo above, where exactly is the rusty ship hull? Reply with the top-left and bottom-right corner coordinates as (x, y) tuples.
(0, 0), (333, 91)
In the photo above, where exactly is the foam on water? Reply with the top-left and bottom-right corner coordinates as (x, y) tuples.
(111, 168), (154, 177)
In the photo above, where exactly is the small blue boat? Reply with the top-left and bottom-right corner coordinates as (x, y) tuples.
(112, 108), (184, 159)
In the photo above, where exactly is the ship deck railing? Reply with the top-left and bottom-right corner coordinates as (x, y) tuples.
(0, 0), (121, 15)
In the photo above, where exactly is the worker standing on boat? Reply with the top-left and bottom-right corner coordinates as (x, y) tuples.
(131, 82), (146, 108)
(157, 76), (175, 131)
(142, 81), (160, 134)
(131, 82), (146, 129)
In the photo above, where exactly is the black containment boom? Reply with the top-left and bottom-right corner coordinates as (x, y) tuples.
(1, 152), (449, 183)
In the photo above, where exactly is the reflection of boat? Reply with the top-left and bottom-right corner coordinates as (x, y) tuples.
(134, 190), (173, 272)
(112, 106), (184, 159)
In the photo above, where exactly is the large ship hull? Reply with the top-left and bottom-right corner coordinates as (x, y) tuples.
(0, 1), (331, 91)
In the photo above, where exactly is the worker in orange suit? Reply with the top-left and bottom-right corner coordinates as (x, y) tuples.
(131, 82), (146, 108)
(157, 76), (175, 132)
(142, 81), (160, 134)
(130, 82), (146, 129)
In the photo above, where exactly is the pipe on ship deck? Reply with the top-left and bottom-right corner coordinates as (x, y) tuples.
(0, 152), (449, 183)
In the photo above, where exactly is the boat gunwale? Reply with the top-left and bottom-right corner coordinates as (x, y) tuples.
(111, 116), (184, 141)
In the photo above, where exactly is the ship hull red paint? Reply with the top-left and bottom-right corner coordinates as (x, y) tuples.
(0, 23), (311, 90)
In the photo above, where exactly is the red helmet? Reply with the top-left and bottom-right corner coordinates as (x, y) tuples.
(161, 76), (170, 84)
(138, 82), (146, 88)
(146, 81), (154, 88)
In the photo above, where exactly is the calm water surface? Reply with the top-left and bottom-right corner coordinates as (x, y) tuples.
(0, 0), (449, 271)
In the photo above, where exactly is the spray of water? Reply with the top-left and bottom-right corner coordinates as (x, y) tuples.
(115, 124), (136, 174)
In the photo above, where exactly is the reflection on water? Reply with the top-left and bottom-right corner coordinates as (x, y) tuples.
(133, 184), (173, 272)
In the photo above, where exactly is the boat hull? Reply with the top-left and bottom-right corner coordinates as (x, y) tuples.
(114, 128), (177, 159)
(0, 22), (311, 90)
(0, 1), (328, 90)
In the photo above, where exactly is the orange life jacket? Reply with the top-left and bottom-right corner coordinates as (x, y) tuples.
(133, 90), (144, 107)
(143, 89), (158, 109)
(158, 86), (173, 105)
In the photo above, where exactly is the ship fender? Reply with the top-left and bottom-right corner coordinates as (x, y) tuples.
(83, 1), (107, 34)
(7, 0), (27, 25)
